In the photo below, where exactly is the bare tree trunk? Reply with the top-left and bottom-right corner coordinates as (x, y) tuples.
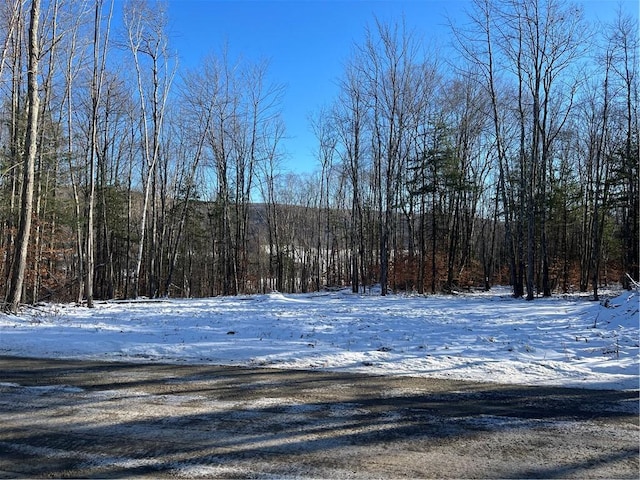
(5, 0), (40, 313)
(164, 117), (210, 297)
(30, 0), (63, 304)
(84, 0), (114, 307)
(2, 1), (23, 300)
(124, 0), (174, 298)
(0, 1), (21, 84)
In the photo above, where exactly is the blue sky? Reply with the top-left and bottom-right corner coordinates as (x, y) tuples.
(161, 0), (636, 174)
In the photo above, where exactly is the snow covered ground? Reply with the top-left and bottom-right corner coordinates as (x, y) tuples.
(1, 287), (638, 390)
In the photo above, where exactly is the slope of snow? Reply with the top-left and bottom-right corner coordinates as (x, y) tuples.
(0, 288), (638, 390)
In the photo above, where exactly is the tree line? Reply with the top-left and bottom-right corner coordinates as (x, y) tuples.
(0, 0), (637, 311)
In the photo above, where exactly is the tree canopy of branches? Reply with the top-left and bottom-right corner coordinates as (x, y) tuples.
(0, 0), (637, 309)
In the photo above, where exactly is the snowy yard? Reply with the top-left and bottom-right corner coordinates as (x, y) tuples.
(1, 287), (638, 390)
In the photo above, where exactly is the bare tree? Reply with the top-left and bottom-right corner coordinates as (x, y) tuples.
(608, 9), (639, 289)
(501, 0), (585, 299)
(162, 66), (215, 297)
(257, 119), (287, 292)
(83, 0), (114, 307)
(454, 0), (585, 298)
(55, 1), (85, 304)
(123, 0), (175, 298)
(4, 0), (40, 312)
(334, 54), (372, 293)
(0, 0), (24, 299)
(310, 107), (338, 291)
(0, 1), (21, 84)
(358, 18), (424, 295)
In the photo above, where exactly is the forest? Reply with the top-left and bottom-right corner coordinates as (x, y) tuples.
(0, 0), (638, 311)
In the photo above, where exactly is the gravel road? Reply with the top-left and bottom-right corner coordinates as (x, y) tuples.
(0, 356), (637, 478)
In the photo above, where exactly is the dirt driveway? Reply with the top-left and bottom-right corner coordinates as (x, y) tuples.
(0, 356), (637, 478)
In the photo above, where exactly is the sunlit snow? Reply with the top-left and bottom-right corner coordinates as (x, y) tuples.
(1, 287), (638, 390)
